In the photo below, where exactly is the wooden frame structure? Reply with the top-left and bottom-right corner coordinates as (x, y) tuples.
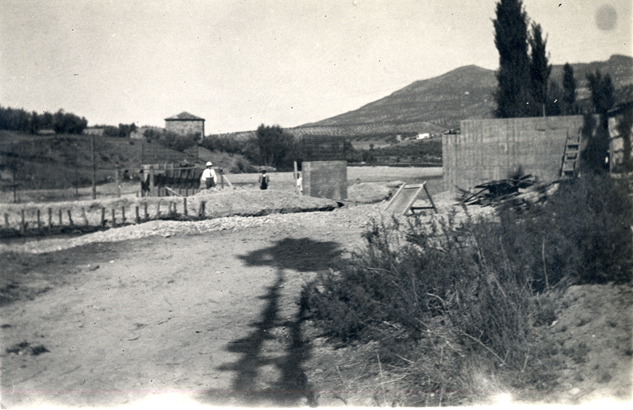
(384, 182), (437, 216)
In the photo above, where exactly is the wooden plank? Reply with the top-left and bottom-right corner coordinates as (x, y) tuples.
(165, 187), (182, 197)
(222, 174), (234, 189)
(383, 183), (406, 213)
(384, 184), (424, 216)
(422, 183), (438, 213)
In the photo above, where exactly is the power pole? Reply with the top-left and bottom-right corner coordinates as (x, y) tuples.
(12, 167), (17, 203)
(91, 134), (96, 199)
(75, 140), (79, 198)
(115, 164), (121, 198)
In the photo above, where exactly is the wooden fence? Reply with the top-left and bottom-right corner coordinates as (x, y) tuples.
(140, 163), (230, 197)
(1, 197), (212, 237)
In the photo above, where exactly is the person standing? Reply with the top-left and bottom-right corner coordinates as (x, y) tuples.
(200, 161), (217, 189)
(258, 170), (270, 190)
(139, 169), (150, 196)
(295, 172), (303, 194)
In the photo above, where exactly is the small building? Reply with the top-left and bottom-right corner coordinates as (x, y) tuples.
(84, 127), (104, 136)
(417, 133), (430, 140)
(165, 112), (205, 140)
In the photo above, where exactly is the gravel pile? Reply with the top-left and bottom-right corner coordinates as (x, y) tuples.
(0, 203), (386, 254)
(0, 185), (491, 255)
(0, 190), (338, 233)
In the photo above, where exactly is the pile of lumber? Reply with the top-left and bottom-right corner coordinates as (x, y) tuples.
(458, 174), (538, 207)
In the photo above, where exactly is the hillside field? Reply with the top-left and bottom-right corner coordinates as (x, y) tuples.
(0, 131), (254, 193)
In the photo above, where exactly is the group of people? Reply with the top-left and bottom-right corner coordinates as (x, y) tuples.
(202, 162), (272, 191)
(141, 162), (299, 194)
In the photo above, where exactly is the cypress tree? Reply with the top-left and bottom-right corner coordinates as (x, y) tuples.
(562, 63), (577, 114)
(493, 0), (531, 118)
(528, 23), (551, 117)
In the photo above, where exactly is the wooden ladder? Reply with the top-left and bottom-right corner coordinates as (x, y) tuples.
(560, 133), (581, 178)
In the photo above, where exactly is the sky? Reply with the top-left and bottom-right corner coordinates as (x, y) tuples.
(1, 0), (631, 134)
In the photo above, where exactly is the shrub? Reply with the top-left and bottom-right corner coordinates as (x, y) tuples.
(304, 171), (631, 403)
(305, 212), (541, 368)
(496, 173), (632, 287)
(142, 129), (198, 152)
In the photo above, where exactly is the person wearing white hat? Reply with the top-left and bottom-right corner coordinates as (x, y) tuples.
(200, 161), (217, 189)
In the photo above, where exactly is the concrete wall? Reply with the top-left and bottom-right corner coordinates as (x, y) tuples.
(302, 161), (347, 201)
(443, 116), (584, 192)
(165, 120), (205, 139)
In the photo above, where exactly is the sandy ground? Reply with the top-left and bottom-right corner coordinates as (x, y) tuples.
(1, 183), (631, 408)
(0, 202), (385, 409)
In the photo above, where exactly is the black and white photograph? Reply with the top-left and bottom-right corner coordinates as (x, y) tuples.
(1, 0), (631, 408)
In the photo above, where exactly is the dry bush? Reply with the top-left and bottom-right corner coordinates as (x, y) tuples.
(303, 172), (632, 405)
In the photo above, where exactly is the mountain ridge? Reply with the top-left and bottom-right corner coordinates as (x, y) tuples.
(210, 54), (632, 139)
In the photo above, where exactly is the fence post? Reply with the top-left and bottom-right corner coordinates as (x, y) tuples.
(67, 210), (74, 226)
(157, 202), (160, 218)
(111, 208), (116, 227)
(135, 206), (140, 224)
(149, 166), (155, 197)
(121, 206), (126, 224)
(21, 209), (26, 234)
(115, 164), (121, 198)
(48, 208), (52, 231)
(101, 207), (106, 227)
(58, 209), (63, 226)
(4, 213), (9, 229)
(144, 203), (148, 220)
(37, 209), (41, 230)
(91, 134), (96, 200)
(82, 208), (89, 226)
(183, 198), (188, 217)
(199, 201), (205, 218)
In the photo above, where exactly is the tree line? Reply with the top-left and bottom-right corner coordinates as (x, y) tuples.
(0, 106), (88, 135)
(201, 125), (372, 170)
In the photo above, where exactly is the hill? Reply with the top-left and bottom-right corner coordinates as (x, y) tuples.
(299, 54), (632, 132)
(208, 55), (631, 142)
(304, 65), (497, 132)
(0, 131), (253, 193)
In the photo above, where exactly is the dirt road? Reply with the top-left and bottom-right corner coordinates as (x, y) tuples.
(1, 205), (381, 408)
(2, 187), (630, 408)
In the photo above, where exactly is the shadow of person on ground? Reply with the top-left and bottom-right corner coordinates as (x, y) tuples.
(197, 237), (342, 407)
